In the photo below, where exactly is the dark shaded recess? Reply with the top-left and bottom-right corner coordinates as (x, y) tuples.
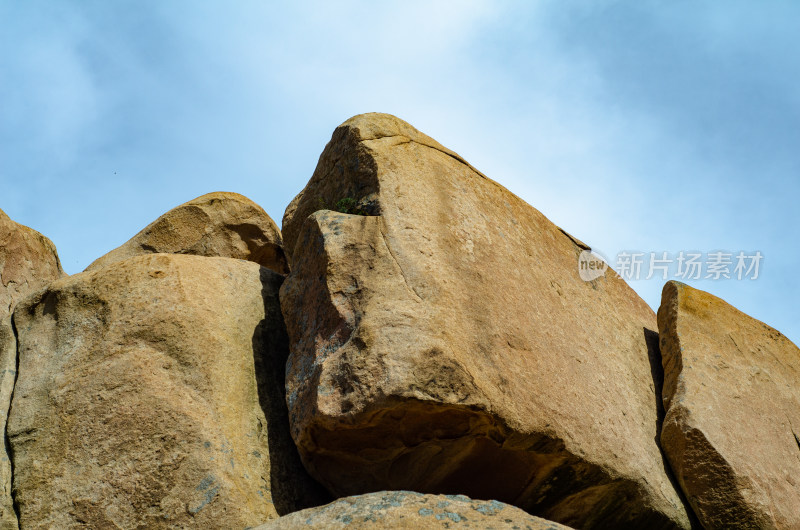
(253, 268), (330, 515)
(226, 223), (289, 276)
(300, 397), (683, 530)
(281, 125), (381, 261)
(644, 327), (668, 444)
(644, 327), (702, 529)
(7, 313), (20, 523)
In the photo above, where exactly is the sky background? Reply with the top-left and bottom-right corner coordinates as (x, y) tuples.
(2, 1), (798, 344)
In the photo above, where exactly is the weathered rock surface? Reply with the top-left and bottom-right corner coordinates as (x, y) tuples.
(254, 490), (573, 529)
(279, 113), (691, 529)
(8, 253), (325, 528)
(85, 192), (288, 275)
(658, 281), (800, 529)
(0, 318), (16, 530)
(1, 208), (64, 315)
(0, 208), (64, 530)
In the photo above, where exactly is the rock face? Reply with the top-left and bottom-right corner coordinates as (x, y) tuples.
(254, 491), (573, 529)
(8, 253), (324, 528)
(279, 113), (691, 528)
(0, 319), (16, 530)
(658, 281), (800, 529)
(0, 208), (64, 530)
(1, 208), (64, 315)
(85, 192), (289, 275)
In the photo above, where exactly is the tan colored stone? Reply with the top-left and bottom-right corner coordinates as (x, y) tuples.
(85, 192), (288, 275)
(254, 491), (573, 529)
(279, 113), (692, 529)
(0, 317), (15, 530)
(1, 208), (64, 315)
(8, 253), (325, 528)
(0, 208), (64, 530)
(658, 281), (800, 529)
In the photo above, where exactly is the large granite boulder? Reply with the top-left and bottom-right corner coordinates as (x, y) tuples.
(254, 490), (572, 529)
(8, 253), (324, 528)
(1, 208), (64, 315)
(658, 281), (800, 529)
(85, 192), (288, 275)
(279, 113), (691, 529)
(0, 208), (64, 530)
(0, 319), (15, 530)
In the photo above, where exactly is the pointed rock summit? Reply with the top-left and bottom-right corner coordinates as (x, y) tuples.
(279, 113), (692, 528)
(658, 281), (800, 529)
(86, 192), (288, 275)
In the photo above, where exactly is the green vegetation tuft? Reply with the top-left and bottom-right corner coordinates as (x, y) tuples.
(316, 196), (367, 215)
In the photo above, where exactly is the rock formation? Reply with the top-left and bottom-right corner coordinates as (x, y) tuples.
(4, 114), (798, 530)
(0, 209), (64, 530)
(254, 491), (573, 529)
(658, 281), (800, 529)
(0, 208), (64, 315)
(85, 192), (288, 275)
(279, 113), (691, 528)
(0, 320), (16, 530)
(7, 254), (322, 528)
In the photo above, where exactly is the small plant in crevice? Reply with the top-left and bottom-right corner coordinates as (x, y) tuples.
(335, 197), (367, 215)
(316, 196), (368, 216)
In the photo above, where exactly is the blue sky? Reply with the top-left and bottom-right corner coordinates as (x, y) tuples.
(2, 1), (798, 344)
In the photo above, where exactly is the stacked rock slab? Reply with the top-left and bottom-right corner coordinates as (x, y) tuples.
(658, 281), (800, 529)
(7, 253), (323, 528)
(280, 113), (692, 529)
(0, 208), (64, 530)
(254, 490), (573, 529)
(85, 192), (289, 275)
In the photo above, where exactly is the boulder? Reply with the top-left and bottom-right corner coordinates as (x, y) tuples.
(0, 208), (64, 530)
(85, 192), (288, 275)
(0, 318), (15, 530)
(253, 490), (573, 529)
(8, 253), (325, 528)
(1, 208), (64, 315)
(658, 281), (800, 529)
(279, 113), (691, 529)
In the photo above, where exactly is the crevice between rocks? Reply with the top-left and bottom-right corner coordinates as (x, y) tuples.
(557, 227), (591, 251)
(7, 313), (20, 524)
(644, 327), (701, 529)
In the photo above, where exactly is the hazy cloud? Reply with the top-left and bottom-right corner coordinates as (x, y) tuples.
(1, 1), (797, 343)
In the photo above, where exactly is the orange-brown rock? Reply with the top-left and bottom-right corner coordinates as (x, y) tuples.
(0, 208), (64, 530)
(1, 208), (64, 315)
(8, 254), (325, 528)
(279, 113), (692, 529)
(0, 319), (15, 530)
(254, 491), (573, 529)
(658, 281), (800, 529)
(85, 192), (288, 275)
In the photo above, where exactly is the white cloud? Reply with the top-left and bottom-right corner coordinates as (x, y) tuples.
(1, 1), (797, 343)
